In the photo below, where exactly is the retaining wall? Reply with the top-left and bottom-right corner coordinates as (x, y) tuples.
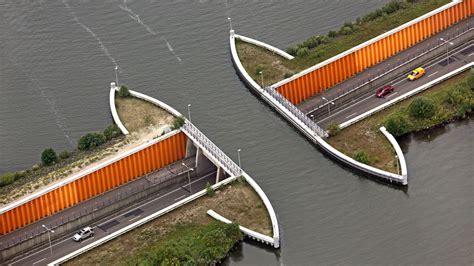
(274, 0), (472, 104)
(0, 131), (187, 235)
(230, 31), (407, 185)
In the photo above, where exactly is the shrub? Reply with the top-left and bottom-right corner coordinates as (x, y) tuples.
(409, 97), (436, 119)
(343, 22), (354, 29)
(78, 133), (106, 150)
(206, 182), (215, 197)
(296, 47), (309, 57)
(319, 35), (330, 44)
(0, 173), (15, 187)
(284, 72), (294, 79)
(327, 121), (340, 136)
(328, 30), (338, 38)
(353, 150), (369, 164)
(41, 148), (58, 166)
(444, 85), (469, 106)
(59, 150), (72, 160)
(118, 85), (130, 97)
(339, 26), (353, 35)
(14, 171), (26, 180)
(385, 113), (410, 137)
(302, 36), (321, 49)
(467, 69), (474, 90)
(103, 124), (121, 141)
(172, 116), (185, 130)
(286, 45), (299, 56)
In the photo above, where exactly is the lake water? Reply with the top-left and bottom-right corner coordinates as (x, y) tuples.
(1, 1), (472, 264)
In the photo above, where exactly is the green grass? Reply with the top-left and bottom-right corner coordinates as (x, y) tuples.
(238, 0), (451, 86)
(128, 222), (243, 265)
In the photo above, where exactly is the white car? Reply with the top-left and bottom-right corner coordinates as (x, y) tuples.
(72, 226), (94, 242)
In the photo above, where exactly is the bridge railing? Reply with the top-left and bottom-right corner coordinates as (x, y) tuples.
(264, 86), (328, 137)
(182, 122), (241, 176)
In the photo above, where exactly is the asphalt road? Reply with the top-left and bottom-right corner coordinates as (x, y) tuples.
(5, 163), (217, 265)
(298, 16), (473, 128)
(316, 43), (473, 128)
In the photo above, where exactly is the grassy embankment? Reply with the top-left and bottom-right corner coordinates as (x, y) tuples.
(66, 180), (272, 265)
(328, 70), (474, 173)
(237, 0), (450, 86)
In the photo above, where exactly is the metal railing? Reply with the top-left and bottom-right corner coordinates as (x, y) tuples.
(264, 86), (328, 137)
(303, 24), (473, 116)
(182, 122), (241, 176)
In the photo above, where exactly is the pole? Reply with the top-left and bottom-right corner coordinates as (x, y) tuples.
(42, 225), (54, 256)
(182, 163), (193, 193)
(187, 104), (192, 122)
(114, 66), (119, 88)
(259, 71), (264, 88)
(227, 17), (233, 31)
(237, 149), (242, 174)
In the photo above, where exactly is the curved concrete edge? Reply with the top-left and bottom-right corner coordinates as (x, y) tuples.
(207, 210), (275, 246)
(380, 127), (407, 183)
(234, 32), (294, 60)
(230, 32), (407, 185)
(48, 176), (239, 266)
(109, 85), (129, 135)
(270, 0), (462, 89)
(339, 63), (474, 129)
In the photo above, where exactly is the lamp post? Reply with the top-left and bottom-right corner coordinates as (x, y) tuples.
(439, 38), (454, 65)
(42, 224), (55, 256)
(237, 149), (242, 173)
(181, 163), (194, 193)
(322, 97), (335, 116)
(114, 66), (119, 88)
(310, 114), (315, 122)
(259, 71), (264, 89)
(227, 17), (233, 31)
(187, 104), (192, 123)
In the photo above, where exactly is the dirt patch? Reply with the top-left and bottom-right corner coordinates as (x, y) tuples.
(66, 181), (272, 265)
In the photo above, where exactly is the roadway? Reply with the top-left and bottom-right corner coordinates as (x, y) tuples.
(5, 160), (218, 265)
(298, 16), (473, 128)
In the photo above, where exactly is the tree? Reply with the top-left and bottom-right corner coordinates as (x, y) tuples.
(103, 124), (122, 141)
(327, 121), (340, 136)
(41, 148), (58, 166)
(385, 113), (410, 137)
(78, 133), (106, 150)
(118, 85), (130, 97)
(171, 116), (185, 130)
(409, 97), (436, 119)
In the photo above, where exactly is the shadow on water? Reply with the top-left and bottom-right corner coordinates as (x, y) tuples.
(219, 238), (281, 265)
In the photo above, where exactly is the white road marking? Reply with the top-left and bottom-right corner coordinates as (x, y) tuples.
(346, 113), (357, 119)
(392, 79), (405, 86)
(129, 215), (141, 222)
(468, 53), (473, 57)
(318, 94), (374, 123)
(81, 236), (94, 243)
(32, 258), (46, 265)
(427, 71), (439, 78)
(174, 195), (187, 201)
(385, 92), (398, 99)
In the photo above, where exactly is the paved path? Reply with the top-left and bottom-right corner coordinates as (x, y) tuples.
(298, 16), (473, 127)
(7, 169), (217, 266)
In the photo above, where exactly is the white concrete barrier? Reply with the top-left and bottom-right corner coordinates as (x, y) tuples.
(207, 210), (275, 246)
(109, 83), (129, 135)
(234, 33), (294, 60)
(380, 127), (407, 180)
(230, 31), (407, 185)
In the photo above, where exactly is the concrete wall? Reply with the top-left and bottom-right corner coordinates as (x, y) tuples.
(273, 0), (472, 104)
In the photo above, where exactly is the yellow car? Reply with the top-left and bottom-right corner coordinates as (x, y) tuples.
(407, 67), (426, 81)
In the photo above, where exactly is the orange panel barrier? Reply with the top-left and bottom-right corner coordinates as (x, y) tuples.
(276, 0), (473, 104)
(0, 132), (187, 235)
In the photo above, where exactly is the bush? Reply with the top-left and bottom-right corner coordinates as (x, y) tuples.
(296, 47), (309, 57)
(14, 171), (26, 180)
(118, 85), (130, 97)
(353, 150), (369, 164)
(103, 124), (121, 141)
(444, 85), (469, 106)
(328, 30), (338, 38)
(59, 150), (72, 160)
(382, 0), (405, 14)
(409, 97), (436, 119)
(286, 45), (299, 56)
(41, 148), (58, 166)
(467, 70), (474, 90)
(302, 36), (321, 49)
(0, 173), (15, 187)
(339, 26), (353, 35)
(385, 113), (410, 137)
(78, 133), (106, 150)
(171, 116), (185, 130)
(206, 182), (215, 197)
(284, 72), (294, 79)
(327, 121), (340, 136)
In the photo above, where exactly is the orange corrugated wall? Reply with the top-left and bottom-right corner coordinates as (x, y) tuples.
(277, 0), (473, 104)
(0, 132), (187, 235)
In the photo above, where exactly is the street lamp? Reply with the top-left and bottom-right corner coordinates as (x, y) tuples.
(187, 104), (192, 123)
(310, 114), (315, 122)
(439, 38), (454, 65)
(182, 163), (194, 193)
(259, 71), (264, 89)
(227, 17), (233, 31)
(42, 224), (55, 255)
(114, 66), (119, 88)
(322, 97), (335, 116)
(237, 149), (242, 173)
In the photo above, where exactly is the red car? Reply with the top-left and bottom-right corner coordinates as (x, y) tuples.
(375, 85), (394, 98)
